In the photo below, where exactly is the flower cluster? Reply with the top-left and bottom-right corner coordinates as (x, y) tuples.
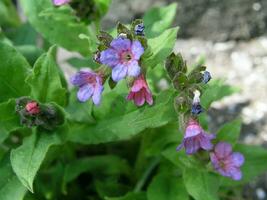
(71, 21), (153, 107)
(167, 54), (245, 181)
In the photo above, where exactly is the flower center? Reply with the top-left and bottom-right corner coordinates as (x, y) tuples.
(121, 51), (133, 63)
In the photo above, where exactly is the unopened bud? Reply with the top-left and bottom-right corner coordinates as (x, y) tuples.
(25, 101), (40, 115)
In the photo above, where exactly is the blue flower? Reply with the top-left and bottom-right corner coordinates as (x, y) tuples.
(135, 23), (145, 36)
(70, 70), (104, 105)
(100, 37), (144, 82)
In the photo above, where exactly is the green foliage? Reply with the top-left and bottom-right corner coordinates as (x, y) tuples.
(0, 0), (20, 27)
(67, 90), (176, 144)
(0, 155), (27, 200)
(10, 130), (61, 192)
(20, 0), (96, 55)
(0, 99), (20, 143)
(183, 169), (219, 200)
(143, 27), (179, 69)
(0, 42), (31, 102)
(144, 3), (177, 38)
(26, 46), (67, 107)
(147, 173), (189, 200)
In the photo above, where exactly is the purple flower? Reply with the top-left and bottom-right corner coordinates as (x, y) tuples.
(100, 37), (144, 82)
(210, 142), (244, 180)
(176, 119), (215, 154)
(127, 74), (153, 106)
(52, 0), (70, 6)
(70, 70), (104, 105)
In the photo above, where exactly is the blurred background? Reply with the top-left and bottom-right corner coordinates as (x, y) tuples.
(7, 0), (267, 199)
(104, 0), (267, 199)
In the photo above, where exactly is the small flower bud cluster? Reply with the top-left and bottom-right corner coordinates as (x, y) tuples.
(16, 97), (65, 131)
(71, 20), (153, 107)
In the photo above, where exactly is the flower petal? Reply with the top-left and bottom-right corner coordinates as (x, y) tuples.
(185, 124), (202, 138)
(92, 84), (103, 106)
(100, 49), (119, 67)
(112, 64), (127, 82)
(176, 142), (184, 151)
(110, 37), (131, 51)
(134, 90), (145, 106)
(229, 167), (242, 180)
(214, 142), (232, 159)
(77, 84), (94, 102)
(127, 60), (141, 77)
(231, 152), (245, 167)
(145, 90), (153, 105)
(131, 40), (144, 60)
(185, 137), (200, 154)
(127, 92), (135, 101)
(199, 134), (213, 150)
(70, 70), (92, 86)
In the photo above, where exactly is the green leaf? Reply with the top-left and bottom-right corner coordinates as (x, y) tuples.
(67, 90), (176, 144)
(162, 144), (204, 170)
(0, 155), (27, 200)
(0, 99), (21, 143)
(221, 144), (267, 186)
(16, 45), (45, 66)
(10, 130), (61, 192)
(0, 0), (20, 27)
(63, 155), (130, 186)
(0, 42), (31, 102)
(105, 192), (147, 200)
(67, 57), (99, 70)
(147, 173), (189, 200)
(143, 27), (178, 69)
(201, 80), (238, 109)
(26, 46), (67, 106)
(216, 119), (241, 145)
(183, 168), (219, 200)
(65, 90), (95, 124)
(20, 0), (96, 55)
(144, 3), (177, 38)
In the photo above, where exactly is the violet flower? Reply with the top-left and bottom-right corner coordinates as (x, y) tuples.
(100, 37), (144, 82)
(176, 119), (215, 154)
(52, 0), (70, 6)
(210, 142), (244, 180)
(70, 70), (104, 105)
(127, 74), (153, 106)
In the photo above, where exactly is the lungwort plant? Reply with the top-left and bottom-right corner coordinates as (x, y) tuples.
(0, 1), (266, 200)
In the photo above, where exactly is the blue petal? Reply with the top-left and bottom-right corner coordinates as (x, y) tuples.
(110, 37), (131, 51)
(77, 84), (94, 102)
(100, 49), (119, 67)
(112, 64), (127, 82)
(127, 61), (141, 77)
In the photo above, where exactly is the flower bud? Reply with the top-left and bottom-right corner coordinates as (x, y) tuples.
(25, 101), (40, 115)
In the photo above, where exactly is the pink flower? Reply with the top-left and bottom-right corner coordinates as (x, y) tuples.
(127, 74), (153, 106)
(176, 119), (215, 154)
(52, 0), (70, 6)
(25, 101), (40, 115)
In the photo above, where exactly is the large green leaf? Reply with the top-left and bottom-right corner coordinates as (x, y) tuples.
(0, 99), (21, 143)
(0, 42), (31, 102)
(67, 90), (176, 144)
(143, 27), (178, 69)
(63, 155), (130, 186)
(144, 3), (177, 38)
(20, 0), (95, 55)
(183, 168), (219, 200)
(147, 173), (189, 200)
(216, 119), (241, 145)
(221, 144), (267, 186)
(26, 46), (67, 106)
(0, 155), (27, 200)
(10, 130), (61, 192)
